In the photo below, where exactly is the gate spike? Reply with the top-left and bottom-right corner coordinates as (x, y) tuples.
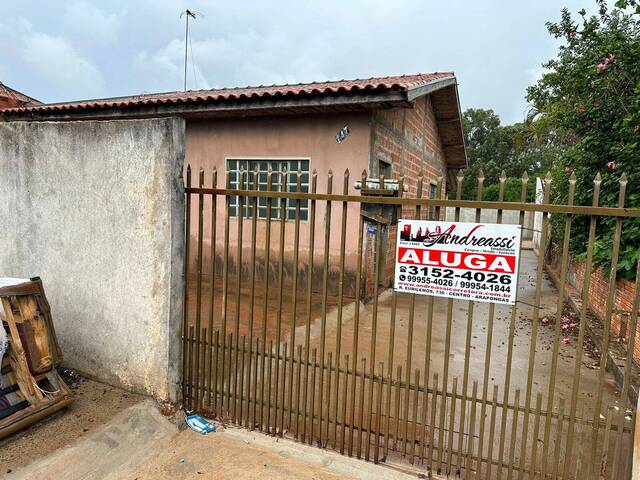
(620, 172), (628, 186)
(344, 169), (350, 194)
(569, 171), (576, 183)
(266, 165), (273, 192)
(618, 173), (628, 207)
(521, 171), (529, 183)
(499, 170), (507, 183)
(543, 171), (552, 191)
(456, 170), (465, 197)
(477, 169), (485, 182)
(594, 172), (602, 183)
(361, 169), (367, 179)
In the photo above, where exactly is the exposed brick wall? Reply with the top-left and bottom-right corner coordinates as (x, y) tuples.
(549, 246), (639, 364)
(364, 96), (447, 298)
(0, 97), (25, 109)
(567, 257), (639, 362)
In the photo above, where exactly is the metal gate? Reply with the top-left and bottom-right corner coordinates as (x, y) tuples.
(182, 165), (640, 479)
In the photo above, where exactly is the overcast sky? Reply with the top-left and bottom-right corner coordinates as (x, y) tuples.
(1, 0), (591, 124)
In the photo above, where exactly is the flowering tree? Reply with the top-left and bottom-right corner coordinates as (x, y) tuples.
(527, 0), (640, 279)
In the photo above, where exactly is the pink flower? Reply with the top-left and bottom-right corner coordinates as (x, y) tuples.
(564, 166), (573, 173)
(569, 31), (577, 38)
(607, 161), (617, 170)
(597, 54), (617, 73)
(561, 338), (570, 345)
(578, 106), (586, 113)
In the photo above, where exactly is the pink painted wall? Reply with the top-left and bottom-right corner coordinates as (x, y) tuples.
(184, 113), (372, 294)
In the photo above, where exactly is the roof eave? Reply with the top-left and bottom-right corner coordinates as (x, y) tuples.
(1, 91), (411, 122)
(405, 76), (457, 102)
(406, 78), (467, 170)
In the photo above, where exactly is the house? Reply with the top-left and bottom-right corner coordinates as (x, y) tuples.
(0, 83), (41, 109)
(2, 73), (467, 297)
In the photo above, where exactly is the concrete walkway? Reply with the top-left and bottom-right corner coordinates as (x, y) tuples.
(4, 401), (426, 480)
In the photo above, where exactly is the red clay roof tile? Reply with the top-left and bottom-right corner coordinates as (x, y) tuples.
(2, 72), (454, 115)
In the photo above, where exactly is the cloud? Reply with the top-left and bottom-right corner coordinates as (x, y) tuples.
(0, 19), (105, 100)
(63, 1), (122, 45)
(0, 0), (592, 120)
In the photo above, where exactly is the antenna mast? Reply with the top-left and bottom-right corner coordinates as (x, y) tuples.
(181, 9), (199, 91)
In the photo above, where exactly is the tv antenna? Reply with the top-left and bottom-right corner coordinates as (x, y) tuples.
(180, 9), (203, 91)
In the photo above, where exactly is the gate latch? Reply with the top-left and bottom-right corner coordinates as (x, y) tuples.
(354, 178), (406, 225)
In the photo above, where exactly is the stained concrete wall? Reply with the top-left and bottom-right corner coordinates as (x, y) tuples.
(0, 118), (185, 400)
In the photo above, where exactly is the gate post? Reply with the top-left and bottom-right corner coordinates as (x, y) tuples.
(633, 394), (640, 479)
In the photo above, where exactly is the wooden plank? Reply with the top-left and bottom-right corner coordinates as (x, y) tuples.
(1, 297), (43, 402)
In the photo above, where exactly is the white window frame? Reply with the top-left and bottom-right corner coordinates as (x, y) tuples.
(225, 157), (311, 221)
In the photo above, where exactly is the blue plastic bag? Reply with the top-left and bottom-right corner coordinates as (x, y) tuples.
(185, 413), (217, 435)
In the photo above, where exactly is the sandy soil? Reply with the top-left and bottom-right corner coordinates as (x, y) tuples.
(0, 374), (143, 473)
(130, 425), (413, 480)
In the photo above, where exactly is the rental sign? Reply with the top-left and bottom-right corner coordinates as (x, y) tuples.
(394, 220), (522, 304)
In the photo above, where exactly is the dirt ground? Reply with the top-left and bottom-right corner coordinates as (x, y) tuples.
(187, 279), (342, 342)
(130, 425), (415, 480)
(0, 373), (143, 473)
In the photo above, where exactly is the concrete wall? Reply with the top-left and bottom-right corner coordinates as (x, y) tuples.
(444, 207), (534, 240)
(0, 118), (185, 400)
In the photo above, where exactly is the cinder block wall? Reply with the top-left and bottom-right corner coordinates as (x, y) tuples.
(0, 118), (185, 400)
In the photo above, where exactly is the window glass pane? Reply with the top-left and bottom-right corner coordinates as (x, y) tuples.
(225, 159), (309, 219)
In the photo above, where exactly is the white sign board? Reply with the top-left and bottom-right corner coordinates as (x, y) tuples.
(394, 220), (521, 304)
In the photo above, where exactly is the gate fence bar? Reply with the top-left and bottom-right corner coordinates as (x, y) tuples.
(182, 166), (639, 479)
